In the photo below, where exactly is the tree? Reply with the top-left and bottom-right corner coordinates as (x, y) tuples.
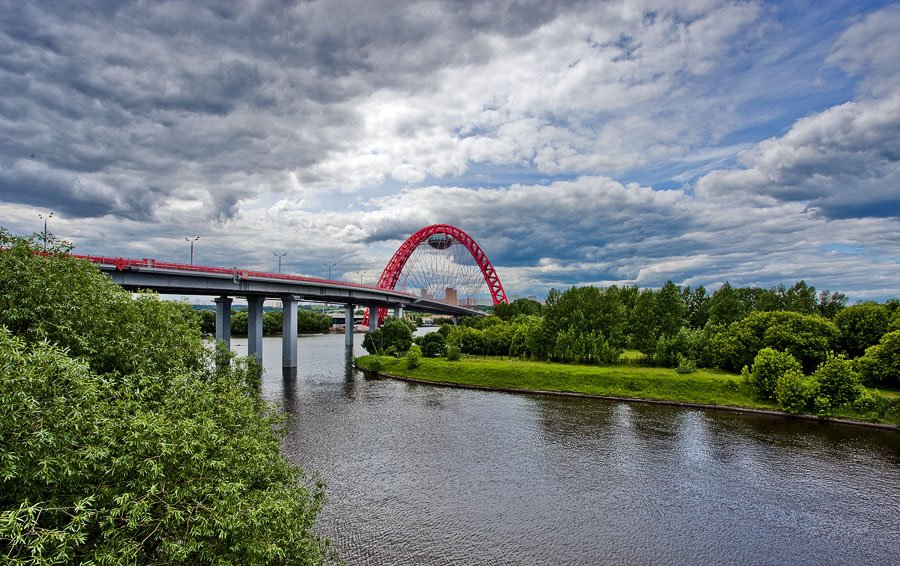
(655, 280), (686, 338)
(198, 308), (217, 334)
(0, 231), (329, 563)
(418, 332), (446, 357)
(775, 369), (817, 413)
(628, 288), (657, 354)
(297, 310), (332, 333)
(712, 311), (839, 373)
(263, 310), (283, 335)
(855, 330), (900, 388)
(494, 297), (541, 320)
(813, 355), (860, 407)
(707, 282), (745, 327)
(682, 285), (709, 329)
(748, 348), (802, 401)
(782, 280), (817, 314)
(834, 302), (889, 358)
(362, 317), (413, 356)
(816, 290), (847, 319)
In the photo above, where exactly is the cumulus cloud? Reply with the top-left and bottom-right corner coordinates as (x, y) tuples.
(1, 0), (899, 300)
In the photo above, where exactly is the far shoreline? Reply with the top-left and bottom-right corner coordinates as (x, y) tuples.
(355, 359), (900, 432)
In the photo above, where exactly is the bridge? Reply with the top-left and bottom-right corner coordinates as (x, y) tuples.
(77, 223), (507, 373)
(77, 253), (484, 371)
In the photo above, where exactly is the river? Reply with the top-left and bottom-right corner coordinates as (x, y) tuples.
(233, 334), (900, 565)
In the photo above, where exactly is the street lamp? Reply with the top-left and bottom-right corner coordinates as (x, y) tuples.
(38, 211), (54, 251)
(185, 236), (200, 265)
(360, 270), (367, 285)
(323, 262), (336, 280)
(273, 252), (287, 273)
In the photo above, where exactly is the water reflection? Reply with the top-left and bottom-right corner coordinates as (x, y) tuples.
(236, 335), (900, 565)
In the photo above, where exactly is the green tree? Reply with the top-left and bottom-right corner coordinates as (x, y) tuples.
(655, 281), (686, 338)
(782, 280), (817, 314)
(417, 332), (446, 358)
(813, 355), (860, 407)
(297, 310), (332, 333)
(855, 330), (900, 388)
(775, 369), (818, 413)
(707, 282), (746, 327)
(0, 231), (329, 564)
(712, 311), (839, 373)
(361, 317), (413, 356)
(816, 290), (847, 319)
(834, 302), (889, 358)
(231, 310), (249, 335)
(749, 348), (803, 401)
(198, 308), (217, 334)
(682, 285), (709, 329)
(628, 288), (657, 354)
(263, 310), (283, 335)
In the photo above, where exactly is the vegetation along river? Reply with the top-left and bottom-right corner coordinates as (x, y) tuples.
(233, 334), (900, 565)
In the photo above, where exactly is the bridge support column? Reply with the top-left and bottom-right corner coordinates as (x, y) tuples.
(345, 304), (354, 347)
(214, 296), (233, 351)
(393, 304), (403, 320)
(247, 296), (265, 365)
(282, 295), (299, 370)
(368, 306), (378, 332)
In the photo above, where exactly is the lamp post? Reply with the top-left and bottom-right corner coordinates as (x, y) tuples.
(360, 270), (367, 285)
(273, 252), (287, 273)
(38, 211), (54, 251)
(323, 262), (336, 280)
(185, 236), (200, 265)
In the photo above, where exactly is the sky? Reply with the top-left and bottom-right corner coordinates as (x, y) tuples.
(1, 0), (899, 302)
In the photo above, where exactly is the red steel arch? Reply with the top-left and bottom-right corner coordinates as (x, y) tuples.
(364, 224), (508, 325)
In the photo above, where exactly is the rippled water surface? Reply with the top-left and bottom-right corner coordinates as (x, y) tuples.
(234, 335), (900, 565)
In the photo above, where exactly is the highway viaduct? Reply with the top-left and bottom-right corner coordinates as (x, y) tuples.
(81, 255), (482, 371)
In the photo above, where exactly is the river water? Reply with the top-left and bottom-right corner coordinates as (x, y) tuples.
(233, 334), (900, 565)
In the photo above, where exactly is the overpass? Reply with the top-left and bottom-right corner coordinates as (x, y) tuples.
(77, 254), (482, 370)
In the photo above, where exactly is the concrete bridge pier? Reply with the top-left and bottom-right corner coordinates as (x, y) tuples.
(394, 304), (403, 319)
(282, 295), (299, 370)
(214, 296), (233, 351)
(247, 296), (266, 364)
(368, 305), (378, 332)
(345, 304), (354, 347)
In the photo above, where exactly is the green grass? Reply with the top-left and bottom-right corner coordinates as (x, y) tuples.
(356, 355), (900, 427)
(358, 354), (773, 409)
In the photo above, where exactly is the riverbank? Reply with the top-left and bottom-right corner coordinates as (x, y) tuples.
(355, 355), (900, 429)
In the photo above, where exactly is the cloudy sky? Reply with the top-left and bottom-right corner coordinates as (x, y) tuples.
(2, 0), (899, 301)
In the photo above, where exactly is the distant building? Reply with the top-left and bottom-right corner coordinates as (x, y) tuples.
(444, 287), (458, 305)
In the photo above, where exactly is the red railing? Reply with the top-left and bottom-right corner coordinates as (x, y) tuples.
(69, 253), (415, 296)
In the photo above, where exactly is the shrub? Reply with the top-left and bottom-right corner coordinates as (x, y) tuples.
(405, 345), (422, 370)
(775, 368), (818, 413)
(813, 354), (860, 407)
(445, 342), (461, 361)
(362, 317), (413, 355)
(855, 330), (900, 388)
(675, 354), (697, 374)
(749, 348), (802, 401)
(834, 303), (889, 357)
(419, 332), (446, 357)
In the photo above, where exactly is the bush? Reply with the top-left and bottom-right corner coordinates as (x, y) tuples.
(405, 345), (422, 370)
(749, 348), (803, 401)
(855, 330), (900, 388)
(834, 303), (889, 357)
(445, 342), (461, 361)
(0, 231), (329, 564)
(419, 332), (446, 358)
(813, 355), (860, 407)
(362, 317), (413, 355)
(675, 354), (697, 374)
(775, 368), (817, 413)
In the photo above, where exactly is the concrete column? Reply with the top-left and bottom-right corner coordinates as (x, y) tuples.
(213, 296), (233, 350)
(345, 304), (355, 346)
(282, 295), (299, 370)
(247, 295), (265, 364)
(393, 304), (403, 319)
(369, 306), (379, 332)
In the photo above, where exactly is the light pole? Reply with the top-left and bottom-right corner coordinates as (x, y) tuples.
(185, 236), (200, 265)
(324, 262), (336, 280)
(273, 252), (287, 273)
(359, 270), (367, 285)
(38, 211), (54, 251)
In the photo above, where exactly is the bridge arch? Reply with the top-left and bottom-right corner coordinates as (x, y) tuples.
(365, 224), (508, 325)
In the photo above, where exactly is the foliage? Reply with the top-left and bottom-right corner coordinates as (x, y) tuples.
(775, 369), (818, 413)
(493, 297), (542, 320)
(682, 285), (710, 329)
(855, 330), (900, 388)
(197, 308), (217, 334)
(231, 310), (249, 335)
(405, 344), (422, 369)
(675, 354), (697, 374)
(263, 310), (283, 335)
(712, 311), (839, 373)
(834, 302), (889, 358)
(361, 317), (413, 356)
(816, 290), (847, 319)
(297, 310), (332, 333)
(417, 332), (446, 358)
(543, 286), (627, 352)
(0, 231), (329, 564)
(445, 341), (461, 361)
(748, 348), (802, 401)
(707, 282), (746, 327)
(812, 354), (861, 407)
(653, 328), (713, 369)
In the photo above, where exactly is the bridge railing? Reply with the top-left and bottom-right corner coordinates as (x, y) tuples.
(69, 253), (416, 296)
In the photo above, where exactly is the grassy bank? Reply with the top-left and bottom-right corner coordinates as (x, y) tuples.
(356, 355), (900, 427)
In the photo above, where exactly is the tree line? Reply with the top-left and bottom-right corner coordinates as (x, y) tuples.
(364, 283), (900, 419)
(196, 308), (333, 335)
